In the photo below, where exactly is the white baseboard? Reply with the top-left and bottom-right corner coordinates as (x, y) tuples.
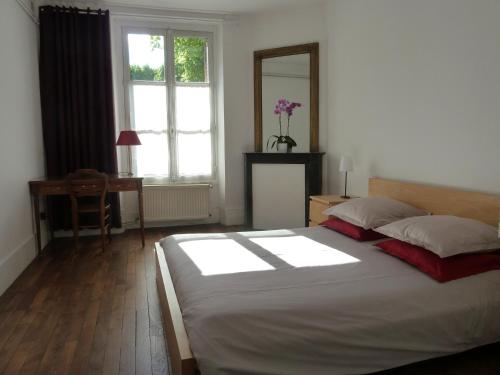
(121, 206), (221, 229)
(222, 207), (245, 226)
(123, 215), (220, 229)
(53, 227), (126, 238)
(0, 235), (37, 296)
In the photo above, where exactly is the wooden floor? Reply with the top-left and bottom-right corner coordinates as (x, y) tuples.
(0, 225), (243, 375)
(0, 224), (498, 375)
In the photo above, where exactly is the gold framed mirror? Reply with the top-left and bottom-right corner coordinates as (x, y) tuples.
(254, 43), (319, 152)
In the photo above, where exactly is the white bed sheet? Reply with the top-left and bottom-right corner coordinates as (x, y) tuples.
(160, 227), (500, 375)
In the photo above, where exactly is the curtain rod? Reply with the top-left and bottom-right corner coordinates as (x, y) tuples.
(14, 0), (39, 25)
(39, 5), (108, 16)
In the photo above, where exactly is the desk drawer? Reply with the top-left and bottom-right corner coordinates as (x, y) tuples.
(36, 184), (67, 195)
(109, 181), (138, 192)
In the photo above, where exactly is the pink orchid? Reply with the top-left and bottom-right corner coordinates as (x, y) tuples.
(273, 97), (303, 139)
(267, 98), (302, 151)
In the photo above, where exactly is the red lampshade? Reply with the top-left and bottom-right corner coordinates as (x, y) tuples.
(116, 130), (141, 146)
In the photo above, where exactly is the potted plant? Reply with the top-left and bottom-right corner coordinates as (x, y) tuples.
(267, 98), (302, 153)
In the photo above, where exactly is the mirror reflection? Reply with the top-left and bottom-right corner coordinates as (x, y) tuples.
(262, 53), (310, 153)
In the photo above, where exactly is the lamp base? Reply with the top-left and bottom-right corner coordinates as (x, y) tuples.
(340, 195), (351, 199)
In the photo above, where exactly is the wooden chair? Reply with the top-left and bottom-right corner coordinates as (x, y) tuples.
(66, 169), (111, 251)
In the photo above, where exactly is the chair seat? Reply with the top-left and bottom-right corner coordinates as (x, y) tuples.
(77, 203), (111, 213)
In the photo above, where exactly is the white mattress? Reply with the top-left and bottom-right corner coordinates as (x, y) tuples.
(160, 227), (500, 375)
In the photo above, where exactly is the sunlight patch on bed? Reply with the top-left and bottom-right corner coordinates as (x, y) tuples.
(180, 239), (275, 276)
(250, 236), (360, 268)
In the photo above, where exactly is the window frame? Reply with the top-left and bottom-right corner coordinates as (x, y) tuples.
(122, 26), (217, 184)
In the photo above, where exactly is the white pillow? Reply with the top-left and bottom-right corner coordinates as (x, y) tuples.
(323, 197), (427, 229)
(374, 215), (500, 258)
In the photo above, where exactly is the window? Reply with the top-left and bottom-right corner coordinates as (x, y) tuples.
(124, 30), (214, 182)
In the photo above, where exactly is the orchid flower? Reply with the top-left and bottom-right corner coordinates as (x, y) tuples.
(267, 98), (302, 151)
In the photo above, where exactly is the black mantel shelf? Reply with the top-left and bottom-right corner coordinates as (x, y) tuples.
(244, 152), (325, 228)
(244, 152), (325, 157)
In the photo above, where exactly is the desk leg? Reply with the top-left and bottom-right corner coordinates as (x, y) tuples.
(138, 185), (145, 247)
(46, 196), (55, 242)
(33, 195), (42, 257)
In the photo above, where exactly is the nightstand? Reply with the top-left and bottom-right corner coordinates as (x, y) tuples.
(309, 195), (357, 227)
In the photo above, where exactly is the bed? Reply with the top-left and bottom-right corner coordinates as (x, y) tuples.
(155, 178), (500, 375)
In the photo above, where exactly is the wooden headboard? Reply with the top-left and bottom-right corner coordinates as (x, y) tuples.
(368, 178), (500, 227)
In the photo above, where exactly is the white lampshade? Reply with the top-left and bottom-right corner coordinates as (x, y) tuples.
(339, 156), (353, 172)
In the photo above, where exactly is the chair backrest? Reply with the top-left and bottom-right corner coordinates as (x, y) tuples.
(66, 169), (109, 199)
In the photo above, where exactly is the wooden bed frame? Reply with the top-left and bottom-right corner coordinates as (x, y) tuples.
(155, 177), (500, 375)
(368, 177), (500, 227)
(155, 244), (197, 375)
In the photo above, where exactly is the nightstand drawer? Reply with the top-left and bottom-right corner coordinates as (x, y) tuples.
(309, 195), (359, 227)
(309, 220), (320, 227)
(310, 200), (328, 224)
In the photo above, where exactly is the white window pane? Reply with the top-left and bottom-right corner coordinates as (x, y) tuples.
(176, 86), (210, 132)
(136, 133), (169, 177)
(177, 133), (212, 176)
(128, 34), (165, 81)
(131, 85), (167, 132)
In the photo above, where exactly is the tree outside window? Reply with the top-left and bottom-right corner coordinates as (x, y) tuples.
(129, 36), (207, 83)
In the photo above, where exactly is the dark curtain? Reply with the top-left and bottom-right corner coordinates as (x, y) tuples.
(39, 6), (121, 229)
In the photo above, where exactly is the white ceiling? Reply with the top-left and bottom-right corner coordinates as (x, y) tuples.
(105, 0), (325, 15)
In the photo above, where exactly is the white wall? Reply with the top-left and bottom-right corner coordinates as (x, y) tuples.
(327, 0), (500, 197)
(221, 3), (328, 224)
(0, 0), (45, 295)
(218, 18), (252, 225)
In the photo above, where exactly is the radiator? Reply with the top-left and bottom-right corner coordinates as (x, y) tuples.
(143, 184), (211, 222)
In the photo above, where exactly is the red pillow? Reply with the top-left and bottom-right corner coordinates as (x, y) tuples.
(376, 239), (500, 282)
(322, 218), (386, 241)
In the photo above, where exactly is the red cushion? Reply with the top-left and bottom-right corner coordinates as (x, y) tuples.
(376, 239), (500, 282)
(322, 218), (386, 241)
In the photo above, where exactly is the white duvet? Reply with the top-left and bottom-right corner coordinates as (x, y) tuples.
(160, 227), (500, 375)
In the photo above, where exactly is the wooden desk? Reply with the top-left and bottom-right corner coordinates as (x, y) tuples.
(29, 176), (145, 256)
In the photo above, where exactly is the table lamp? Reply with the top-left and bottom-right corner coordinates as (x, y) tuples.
(116, 130), (141, 176)
(339, 155), (353, 199)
